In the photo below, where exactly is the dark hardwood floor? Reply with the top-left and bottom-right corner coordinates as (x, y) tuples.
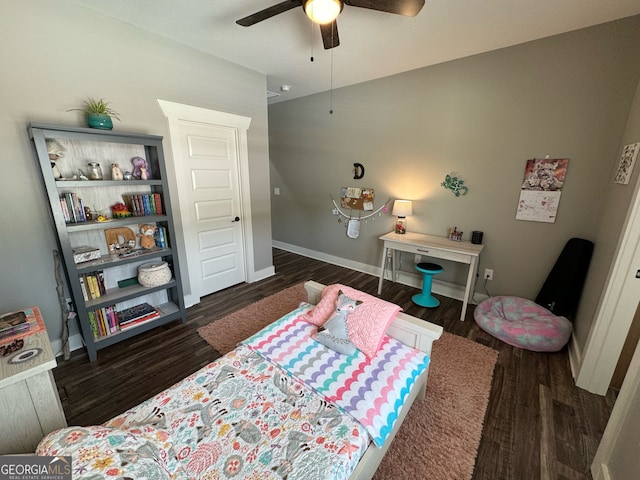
(53, 248), (616, 480)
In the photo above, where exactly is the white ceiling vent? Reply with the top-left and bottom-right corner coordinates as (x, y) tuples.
(267, 90), (281, 98)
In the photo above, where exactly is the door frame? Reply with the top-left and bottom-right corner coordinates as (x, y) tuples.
(574, 169), (640, 395)
(591, 335), (640, 479)
(158, 99), (254, 307)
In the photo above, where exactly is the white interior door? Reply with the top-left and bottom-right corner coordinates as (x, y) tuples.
(174, 120), (246, 297)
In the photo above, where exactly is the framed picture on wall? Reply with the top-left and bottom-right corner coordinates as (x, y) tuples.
(614, 142), (640, 185)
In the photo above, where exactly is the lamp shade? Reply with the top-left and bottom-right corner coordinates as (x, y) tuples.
(392, 200), (413, 217)
(304, 0), (342, 24)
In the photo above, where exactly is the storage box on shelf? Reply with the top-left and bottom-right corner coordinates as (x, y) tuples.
(29, 123), (187, 361)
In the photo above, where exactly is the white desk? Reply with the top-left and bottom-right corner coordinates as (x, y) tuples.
(378, 231), (484, 321)
(0, 307), (67, 454)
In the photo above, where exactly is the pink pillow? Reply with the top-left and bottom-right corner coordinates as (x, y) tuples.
(300, 284), (402, 358)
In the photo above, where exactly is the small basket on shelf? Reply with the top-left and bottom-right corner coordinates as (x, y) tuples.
(137, 262), (172, 287)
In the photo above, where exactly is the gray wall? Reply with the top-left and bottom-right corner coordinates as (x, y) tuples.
(579, 78), (640, 350)
(0, 0), (273, 344)
(269, 16), (640, 354)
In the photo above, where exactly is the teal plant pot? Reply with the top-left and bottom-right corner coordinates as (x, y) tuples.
(86, 113), (113, 130)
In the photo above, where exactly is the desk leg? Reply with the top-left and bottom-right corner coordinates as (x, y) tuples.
(378, 246), (388, 294)
(461, 257), (478, 321)
(391, 249), (397, 283)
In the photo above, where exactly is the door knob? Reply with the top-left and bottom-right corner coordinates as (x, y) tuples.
(232, 216), (240, 222)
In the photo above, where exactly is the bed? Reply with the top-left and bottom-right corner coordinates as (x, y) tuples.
(37, 281), (443, 479)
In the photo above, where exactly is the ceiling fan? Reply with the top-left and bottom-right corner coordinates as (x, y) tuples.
(236, 0), (426, 50)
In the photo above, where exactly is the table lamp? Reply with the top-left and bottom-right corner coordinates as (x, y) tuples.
(392, 200), (412, 234)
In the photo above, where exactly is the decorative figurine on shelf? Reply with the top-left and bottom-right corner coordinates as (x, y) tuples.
(111, 202), (132, 218)
(84, 207), (92, 221)
(137, 224), (157, 249)
(448, 226), (463, 241)
(46, 139), (66, 180)
(87, 162), (103, 180)
(123, 170), (132, 180)
(131, 156), (150, 180)
(140, 166), (149, 180)
(111, 163), (124, 180)
(104, 227), (136, 255)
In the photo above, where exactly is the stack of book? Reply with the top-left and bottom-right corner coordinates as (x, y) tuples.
(154, 226), (169, 248)
(59, 192), (87, 224)
(122, 193), (163, 217)
(0, 311), (31, 340)
(79, 270), (106, 300)
(116, 303), (160, 330)
(88, 306), (118, 339)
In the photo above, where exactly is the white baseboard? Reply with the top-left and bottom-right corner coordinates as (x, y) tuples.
(568, 328), (582, 381)
(591, 463), (611, 480)
(52, 333), (85, 360)
(273, 240), (381, 277)
(185, 266), (276, 309)
(249, 265), (276, 283)
(272, 240), (484, 305)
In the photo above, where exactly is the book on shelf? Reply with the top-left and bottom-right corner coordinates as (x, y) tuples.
(122, 193), (163, 217)
(87, 273), (100, 299)
(154, 226), (168, 248)
(119, 311), (160, 329)
(88, 305), (119, 339)
(154, 193), (163, 215)
(81, 270), (107, 300)
(59, 192), (87, 224)
(0, 311), (31, 339)
(117, 303), (159, 327)
(79, 276), (89, 301)
(96, 271), (106, 295)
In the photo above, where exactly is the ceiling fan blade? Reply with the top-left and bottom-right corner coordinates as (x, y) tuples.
(320, 20), (340, 49)
(343, 0), (425, 16)
(236, 0), (303, 27)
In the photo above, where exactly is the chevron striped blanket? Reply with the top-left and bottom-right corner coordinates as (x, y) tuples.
(243, 304), (430, 447)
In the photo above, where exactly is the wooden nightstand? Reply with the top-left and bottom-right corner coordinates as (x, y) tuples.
(0, 307), (67, 454)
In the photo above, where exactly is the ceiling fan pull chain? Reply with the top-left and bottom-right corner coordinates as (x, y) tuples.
(310, 19), (315, 62)
(329, 30), (334, 114)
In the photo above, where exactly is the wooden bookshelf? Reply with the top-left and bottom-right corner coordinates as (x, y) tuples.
(29, 123), (187, 361)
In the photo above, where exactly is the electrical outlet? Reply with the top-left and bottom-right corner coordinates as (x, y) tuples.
(484, 268), (494, 281)
(414, 254), (421, 264)
(65, 297), (75, 312)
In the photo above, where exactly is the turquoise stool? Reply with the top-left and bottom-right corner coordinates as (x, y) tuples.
(412, 262), (444, 308)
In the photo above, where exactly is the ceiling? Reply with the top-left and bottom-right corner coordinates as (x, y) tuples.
(70, 0), (640, 104)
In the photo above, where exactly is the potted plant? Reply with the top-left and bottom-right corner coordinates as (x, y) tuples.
(68, 97), (121, 130)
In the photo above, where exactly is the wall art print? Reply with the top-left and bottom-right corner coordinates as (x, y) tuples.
(516, 158), (569, 223)
(614, 142), (640, 185)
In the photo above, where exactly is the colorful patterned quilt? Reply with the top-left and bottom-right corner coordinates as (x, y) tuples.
(243, 305), (431, 447)
(37, 344), (369, 479)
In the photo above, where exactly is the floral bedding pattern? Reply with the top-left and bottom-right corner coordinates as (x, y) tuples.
(37, 344), (369, 479)
(244, 304), (430, 447)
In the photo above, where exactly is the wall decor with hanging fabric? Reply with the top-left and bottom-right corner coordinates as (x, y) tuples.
(330, 188), (390, 239)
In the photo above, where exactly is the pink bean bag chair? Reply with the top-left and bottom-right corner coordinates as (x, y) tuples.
(474, 296), (572, 352)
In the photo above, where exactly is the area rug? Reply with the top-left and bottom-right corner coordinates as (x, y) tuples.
(197, 283), (309, 354)
(198, 283), (498, 480)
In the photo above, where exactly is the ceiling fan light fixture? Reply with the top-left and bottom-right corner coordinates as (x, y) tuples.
(304, 0), (342, 24)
